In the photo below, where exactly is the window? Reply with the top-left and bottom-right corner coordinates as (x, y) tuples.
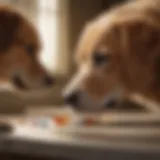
(38, 0), (58, 72)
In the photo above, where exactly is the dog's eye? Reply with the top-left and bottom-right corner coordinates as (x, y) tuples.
(93, 52), (109, 65)
(25, 44), (35, 55)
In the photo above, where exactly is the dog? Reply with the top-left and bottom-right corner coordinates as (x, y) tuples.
(0, 6), (54, 90)
(64, 0), (160, 110)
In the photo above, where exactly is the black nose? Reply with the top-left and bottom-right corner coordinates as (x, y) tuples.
(64, 92), (79, 107)
(44, 75), (54, 86)
(104, 99), (118, 108)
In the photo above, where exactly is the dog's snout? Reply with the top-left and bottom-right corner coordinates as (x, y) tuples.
(64, 91), (79, 107)
(104, 99), (118, 108)
(44, 75), (54, 86)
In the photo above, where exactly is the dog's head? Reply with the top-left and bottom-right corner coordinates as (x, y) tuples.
(0, 6), (54, 90)
(64, 0), (160, 110)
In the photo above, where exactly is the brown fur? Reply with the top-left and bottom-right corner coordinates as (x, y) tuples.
(0, 6), (53, 89)
(74, 0), (160, 103)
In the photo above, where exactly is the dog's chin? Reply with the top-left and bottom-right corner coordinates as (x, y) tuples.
(64, 93), (121, 112)
(77, 91), (123, 111)
(12, 75), (29, 90)
(69, 96), (121, 112)
(69, 100), (122, 114)
(12, 75), (53, 92)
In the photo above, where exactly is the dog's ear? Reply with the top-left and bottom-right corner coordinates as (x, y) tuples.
(0, 9), (21, 52)
(104, 19), (160, 86)
(107, 20), (160, 56)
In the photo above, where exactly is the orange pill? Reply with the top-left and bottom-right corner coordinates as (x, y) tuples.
(54, 116), (70, 126)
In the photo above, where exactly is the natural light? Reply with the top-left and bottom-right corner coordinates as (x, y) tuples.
(38, 0), (58, 72)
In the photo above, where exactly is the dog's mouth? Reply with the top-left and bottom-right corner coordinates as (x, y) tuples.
(12, 75), (28, 90)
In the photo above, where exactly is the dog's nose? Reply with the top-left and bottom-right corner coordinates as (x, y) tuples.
(64, 92), (79, 107)
(104, 99), (118, 108)
(44, 75), (55, 86)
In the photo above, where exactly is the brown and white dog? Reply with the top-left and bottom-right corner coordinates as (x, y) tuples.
(0, 6), (54, 90)
(64, 0), (160, 110)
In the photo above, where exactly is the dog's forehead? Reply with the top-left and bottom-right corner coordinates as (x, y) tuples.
(75, 16), (114, 64)
(75, 0), (160, 66)
(20, 20), (41, 48)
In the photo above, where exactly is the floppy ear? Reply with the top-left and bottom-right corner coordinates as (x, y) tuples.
(105, 19), (160, 88)
(108, 20), (160, 56)
(0, 9), (21, 52)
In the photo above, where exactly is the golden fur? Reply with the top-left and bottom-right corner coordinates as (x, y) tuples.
(65, 0), (160, 108)
(0, 6), (54, 90)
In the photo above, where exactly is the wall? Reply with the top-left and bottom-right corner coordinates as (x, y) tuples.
(68, 0), (103, 74)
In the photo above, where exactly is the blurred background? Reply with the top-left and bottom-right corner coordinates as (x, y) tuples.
(0, 0), (127, 112)
(0, 1), (159, 160)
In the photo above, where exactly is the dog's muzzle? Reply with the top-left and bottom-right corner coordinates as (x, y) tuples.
(63, 90), (122, 110)
(12, 74), (55, 90)
(64, 91), (80, 107)
(12, 75), (28, 90)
